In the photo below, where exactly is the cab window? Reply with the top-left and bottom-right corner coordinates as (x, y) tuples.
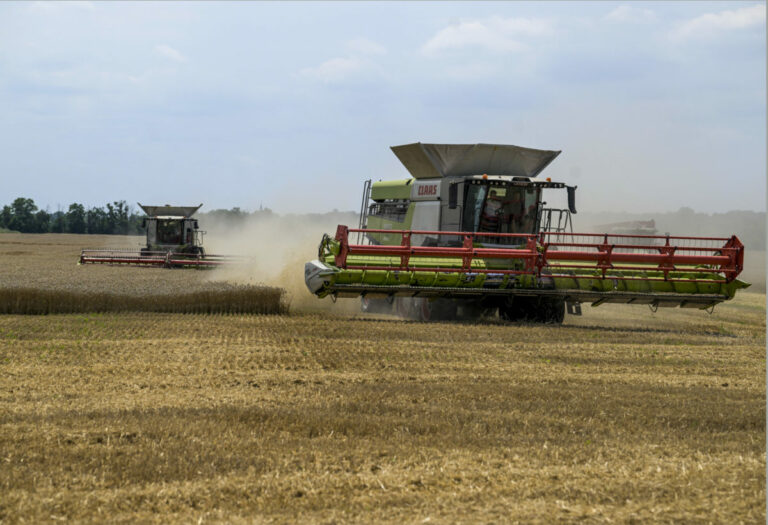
(462, 183), (541, 237)
(461, 184), (487, 232)
(157, 219), (183, 244)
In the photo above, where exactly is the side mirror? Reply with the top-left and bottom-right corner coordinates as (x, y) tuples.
(448, 183), (458, 209)
(567, 186), (577, 214)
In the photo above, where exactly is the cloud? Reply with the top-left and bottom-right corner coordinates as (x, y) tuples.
(421, 15), (552, 56)
(300, 57), (365, 83)
(346, 38), (386, 56)
(300, 38), (386, 83)
(604, 5), (656, 23)
(155, 44), (188, 63)
(673, 4), (765, 40)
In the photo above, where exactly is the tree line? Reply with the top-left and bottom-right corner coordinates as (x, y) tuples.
(0, 197), (278, 235)
(0, 198), (143, 235)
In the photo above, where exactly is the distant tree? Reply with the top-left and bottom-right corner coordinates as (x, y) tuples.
(206, 207), (250, 223)
(66, 203), (87, 234)
(50, 211), (66, 233)
(7, 198), (38, 232)
(128, 211), (144, 234)
(33, 209), (50, 233)
(86, 206), (109, 234)
(0, 205), (10, 229)
(106, 200), (130, 235)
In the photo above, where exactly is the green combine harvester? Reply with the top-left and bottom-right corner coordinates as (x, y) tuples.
(305, 143), (748, 322)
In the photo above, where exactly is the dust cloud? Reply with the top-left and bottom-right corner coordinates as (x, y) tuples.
(193, 204), (764, 315)
(575, 208), (766, 292)
(201, 212), (361, 314)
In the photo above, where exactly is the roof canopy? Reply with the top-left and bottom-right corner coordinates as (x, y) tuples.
(390, 143), (561, 179)
(138, 203), (202, 218)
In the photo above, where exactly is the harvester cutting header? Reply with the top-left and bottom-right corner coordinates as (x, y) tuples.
(80, 203), (234, 268)
(305, 142), (748, 322)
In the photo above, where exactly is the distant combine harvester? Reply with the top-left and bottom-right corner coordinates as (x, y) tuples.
(79, 204), (237, 268)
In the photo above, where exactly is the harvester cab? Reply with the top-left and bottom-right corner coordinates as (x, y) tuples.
(80, 203), (233, 268)
(138, 204), (206, 256)
(360, 143), (576, 247)
(305, 142), (749, 323)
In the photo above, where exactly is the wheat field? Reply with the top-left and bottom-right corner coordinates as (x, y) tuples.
(0, 234), (285, 314)
(0, 233), (764, 523)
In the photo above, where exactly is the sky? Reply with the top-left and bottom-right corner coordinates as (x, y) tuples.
(0, 1), (765, 214)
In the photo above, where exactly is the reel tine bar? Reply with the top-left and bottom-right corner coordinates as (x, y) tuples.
(329, 227), (744, 283)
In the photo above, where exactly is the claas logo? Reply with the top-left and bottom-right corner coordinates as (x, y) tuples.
(417, 184), (438, 196)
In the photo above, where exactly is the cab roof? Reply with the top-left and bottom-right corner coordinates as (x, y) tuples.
(138, 203), (202, 218)
(391, 143), (561, 180)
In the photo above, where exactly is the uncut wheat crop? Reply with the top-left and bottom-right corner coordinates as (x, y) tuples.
(0, 233), (286, 314)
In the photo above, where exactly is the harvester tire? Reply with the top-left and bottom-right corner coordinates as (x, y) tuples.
(536, 296), (565, 324)
(394, 298), (457, 322)
(500, 296), (565, 324)
(499, 297), (531, 322)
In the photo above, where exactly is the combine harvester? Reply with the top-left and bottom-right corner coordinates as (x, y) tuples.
(80, 204), (233, 268)
(305, 143), (748, 322)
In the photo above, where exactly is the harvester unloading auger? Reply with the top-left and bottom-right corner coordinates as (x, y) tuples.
(305, 143), (748, 322)
(80, 204), (235, 268)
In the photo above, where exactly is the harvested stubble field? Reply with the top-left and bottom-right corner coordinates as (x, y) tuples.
(0, 233), (765, 523)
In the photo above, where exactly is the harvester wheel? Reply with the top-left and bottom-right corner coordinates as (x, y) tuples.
(500, 296), (565, 324)
(393, 298), (457, 322)
(536, 297), (565, 324)
(499, 297), (531, 322)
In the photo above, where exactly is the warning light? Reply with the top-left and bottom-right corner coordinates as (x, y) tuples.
(546, 177), (551, 182)
(482, 174), (488, 180)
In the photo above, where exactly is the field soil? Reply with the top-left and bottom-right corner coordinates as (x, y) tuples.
(0, 233), (765, 523)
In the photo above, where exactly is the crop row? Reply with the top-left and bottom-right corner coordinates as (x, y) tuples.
(0, 286), (287, 315)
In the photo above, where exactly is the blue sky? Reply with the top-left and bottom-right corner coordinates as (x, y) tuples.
(0, 1), (764, 214)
